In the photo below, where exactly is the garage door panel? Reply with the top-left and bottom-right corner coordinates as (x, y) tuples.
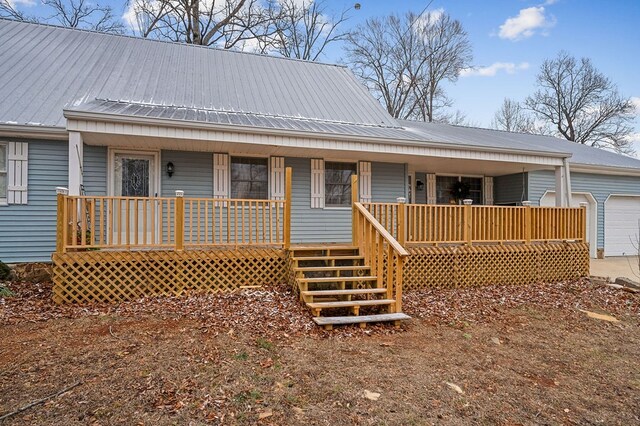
(604, 196), (640, 257)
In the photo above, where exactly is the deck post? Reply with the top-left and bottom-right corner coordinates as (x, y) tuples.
(579, 202), (588, 242)
(351, 174), (359, 246)
(175, 190), (184, 251)
(463, 199), (473, 245)
(55, 187), (69, 254)
(396, 197), (406, 246)
(522, 201), (532, 244)
(284, 167), (292, 249)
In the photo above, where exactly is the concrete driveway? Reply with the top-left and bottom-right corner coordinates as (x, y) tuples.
(590, 256), (640, 281)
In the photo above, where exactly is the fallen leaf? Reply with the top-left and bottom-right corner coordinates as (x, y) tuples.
(445, 382), (464, 394)
(490, 337), (502, 345)
(380, 342), (393, 347)
(363, 390), (381, 401)
(579, 309), (619, 322)
(258, 409), (273, 420)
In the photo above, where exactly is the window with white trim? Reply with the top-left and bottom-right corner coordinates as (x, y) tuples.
(0, 143), (6, 203)
(435, 175), (483, 205)
(325, 161), (356, 207)
(230, 156), (268, 199)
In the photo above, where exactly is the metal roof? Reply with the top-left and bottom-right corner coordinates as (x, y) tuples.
(0, 19), (395, 128)
(401, 120), (640, 170)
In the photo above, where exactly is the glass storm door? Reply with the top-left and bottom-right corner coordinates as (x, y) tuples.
(113, 153), (157, 245)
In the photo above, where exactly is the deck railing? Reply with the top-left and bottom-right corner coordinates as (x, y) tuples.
(363, 202), (586, 245)
(351, 176), (409, 313)
(55, 169), (292, 253)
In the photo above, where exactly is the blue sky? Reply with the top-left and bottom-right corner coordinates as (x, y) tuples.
(7, 0), (640, 153)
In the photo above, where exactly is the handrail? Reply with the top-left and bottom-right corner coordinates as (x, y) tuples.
(354, 202), (409, 256)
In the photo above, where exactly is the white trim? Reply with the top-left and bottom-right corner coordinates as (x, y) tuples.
(0, 141), (7, 206)
(407, 171), (416, 204)
(66, 118), (566, 167)
(0, 124), (68, 140)
(541, 190), (598, 258)
(107, 148), (161, 197)
(603, 193), (640, 203)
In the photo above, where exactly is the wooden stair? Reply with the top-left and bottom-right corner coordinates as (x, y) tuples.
(289, 245), (410, 329)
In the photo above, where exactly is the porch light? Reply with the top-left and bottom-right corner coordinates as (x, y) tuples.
(166, 162), (175, 178)
(416, 179), (425, 191)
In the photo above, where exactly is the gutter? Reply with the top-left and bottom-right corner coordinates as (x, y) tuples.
(570, 163), (640, 177)
(0, 123), (68, 140)
(63, 109), (573, 160)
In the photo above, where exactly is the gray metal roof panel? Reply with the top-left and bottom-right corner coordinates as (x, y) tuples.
(0, 19), (395, 128)
(400, 120), (640, 170)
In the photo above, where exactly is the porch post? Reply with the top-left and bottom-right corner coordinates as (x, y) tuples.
(554, 165), (567, 207)
(564, 158), (573, 206)
(68, 132), (83, 196)
(463, 199), (473, 245)
(175, 190), (184, 251)
(284, 167), (292, 249)
(55, 187), (69, 254)
(522, 201), (532, 244)
(351, 174), (359, 246)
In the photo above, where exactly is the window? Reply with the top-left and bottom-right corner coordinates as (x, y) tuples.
(325, 161), (356, 207)
(231, 157), (268, 199)
(436, 175), (483, 205)
(0, 143), (6, 202)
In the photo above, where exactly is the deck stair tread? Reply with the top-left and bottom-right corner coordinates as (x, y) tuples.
(313, 313), (411, 326)
(293, 255), (363, 261)
(291, 245), (358, 251)
(307, 299), (395, 309)
(293, 265), (369, 272)
(302, 288), (387, 296)
(299, 275), (377, 283)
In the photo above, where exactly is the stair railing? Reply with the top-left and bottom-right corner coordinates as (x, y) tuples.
(352, 201), (409, 313)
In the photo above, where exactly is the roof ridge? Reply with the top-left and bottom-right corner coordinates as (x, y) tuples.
(83, 98), (403, 129)
(0, 18), (347, 69)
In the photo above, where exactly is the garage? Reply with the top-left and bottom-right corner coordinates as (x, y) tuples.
(604, 195), (640, 257)
(540, 191), (597, 258)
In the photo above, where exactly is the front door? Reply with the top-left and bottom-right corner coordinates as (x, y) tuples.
(112, 152), (158, 245)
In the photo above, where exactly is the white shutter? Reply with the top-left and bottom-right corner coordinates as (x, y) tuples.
(270, 156), (285, 200)
(483, 176), (494, 206)
(426, 173), (436, 204)
(213, 153), (229, 199)
(358, 161), (371, 203)
(310, 158), (324, 209)
(7, 142), (28, 204)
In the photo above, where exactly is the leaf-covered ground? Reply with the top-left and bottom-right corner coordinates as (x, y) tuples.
(0, 279), (639, 425)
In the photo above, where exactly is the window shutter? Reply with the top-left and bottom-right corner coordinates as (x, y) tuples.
(310, 158), (324, 209)
(8, 142), (28, 204)
(483, 176), (494, 206)
(358, 161), (371, 203)
(270, 156), (285, 200)
(426, 173), (436, 204)
(213, 153), (229, 199)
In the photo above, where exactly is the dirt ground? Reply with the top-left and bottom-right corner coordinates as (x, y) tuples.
(1, 280), (639, 425)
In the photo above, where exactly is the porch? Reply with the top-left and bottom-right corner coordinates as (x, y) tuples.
(51, 172), (589, 327)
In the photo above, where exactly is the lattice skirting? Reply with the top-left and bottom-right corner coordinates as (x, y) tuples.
(52, 249), (287, 304)
(404, 242), (589, 290)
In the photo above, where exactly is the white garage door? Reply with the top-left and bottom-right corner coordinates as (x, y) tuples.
(604, 196), (640, 256)
(540, 192), (597, 258)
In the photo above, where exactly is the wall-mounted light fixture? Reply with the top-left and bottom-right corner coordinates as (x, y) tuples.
(416, 179), (425, 191)
(166, 162), (175, 178)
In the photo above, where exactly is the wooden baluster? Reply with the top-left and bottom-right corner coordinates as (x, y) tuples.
(175, 191), (184, 251)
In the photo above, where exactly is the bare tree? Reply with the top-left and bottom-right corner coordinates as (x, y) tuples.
(525, 51), (635, 154)
(344, 10), (471, 121)
(492, 98), (538, 133)
(1, 0), (124, 32)
(268, 0), (352, 61)
(128, 0), (280, 49)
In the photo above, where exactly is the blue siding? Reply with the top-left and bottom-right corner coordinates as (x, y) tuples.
(83, 145), (107, 195)
(0, 140), (68, 263)
(528, 170), (640, 249)
(494, 173), (527, 205)
(161, 150), (213, 197)
(372, 162), (406, 202)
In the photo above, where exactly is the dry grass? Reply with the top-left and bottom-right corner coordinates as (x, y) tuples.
(0, 279), (639, 425)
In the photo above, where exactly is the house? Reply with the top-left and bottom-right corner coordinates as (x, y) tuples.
(0, 19), (634, 324)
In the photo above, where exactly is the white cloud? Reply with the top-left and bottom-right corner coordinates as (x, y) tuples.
(414, 7), (445, 32)
(630, 97), (640, 115)
(7, 0), (36, 6)
(498, 6), (555, 40)
(460, 62), (530, 77)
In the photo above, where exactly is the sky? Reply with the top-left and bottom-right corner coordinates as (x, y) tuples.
(6, 0), (640, 154)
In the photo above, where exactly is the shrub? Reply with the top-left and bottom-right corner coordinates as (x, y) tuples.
(0, 260), (11, 281)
